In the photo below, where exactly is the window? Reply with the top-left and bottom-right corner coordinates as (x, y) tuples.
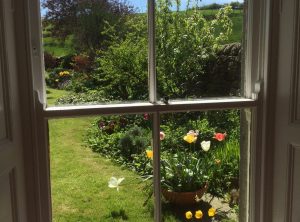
(27, 0), (266, 221)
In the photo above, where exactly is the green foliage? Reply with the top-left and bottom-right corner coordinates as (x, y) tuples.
(42, 0), (133, 53)
(118, 126), (150, 161)
(208, 141), (240, 198)
(160, 150), (212, 192)
(94, 3), (234, 100)
(56, 90), (108, 105)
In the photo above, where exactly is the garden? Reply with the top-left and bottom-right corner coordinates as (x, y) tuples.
(43, 0), (244, 221)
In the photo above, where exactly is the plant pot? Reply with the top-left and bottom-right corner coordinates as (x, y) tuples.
(162, 183), (208, 205)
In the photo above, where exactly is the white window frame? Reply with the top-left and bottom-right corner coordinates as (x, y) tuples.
(21, 0), (274, 221)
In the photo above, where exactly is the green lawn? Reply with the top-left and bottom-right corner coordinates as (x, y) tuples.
(47, 88), (154, 221)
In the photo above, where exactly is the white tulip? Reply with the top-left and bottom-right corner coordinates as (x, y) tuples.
(108, 177), (125, 192)
(201, 141), (211, 152)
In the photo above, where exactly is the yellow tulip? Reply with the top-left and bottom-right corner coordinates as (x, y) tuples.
(185, 211), (193, 220)
(195, 210), (203, 219)
(184, 134), (197, 143)
(208, 207), (216, 217)
(146, 150), (153, 159)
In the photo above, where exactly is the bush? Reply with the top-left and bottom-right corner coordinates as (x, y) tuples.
(60, 54), (75, 69)
(46, 68), (72, 89)
(118, 126), (150, 161)
(56, 90), (108, 105)
(92, 4), (234, 101)
(72, 54), (93, 72)
(44, 52), (59, 70)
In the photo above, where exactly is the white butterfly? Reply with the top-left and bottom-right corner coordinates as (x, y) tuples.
(108, 177), (125, 192)
(201, 141), (211, 152)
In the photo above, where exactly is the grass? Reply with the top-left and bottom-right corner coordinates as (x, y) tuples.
(47, 88), (154, 221)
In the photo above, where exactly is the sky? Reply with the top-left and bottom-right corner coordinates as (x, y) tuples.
(128, 0), (244, 12)
(41, 0), (244, 15)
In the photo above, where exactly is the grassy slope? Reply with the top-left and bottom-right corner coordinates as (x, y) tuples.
(43, 25), (75, 57)
(200, 9), (243, 43)
(47, 88), (154, 222)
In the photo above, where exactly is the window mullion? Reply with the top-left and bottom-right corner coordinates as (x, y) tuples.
(152, 111), (162, 222)
(148, 0), (157, 103)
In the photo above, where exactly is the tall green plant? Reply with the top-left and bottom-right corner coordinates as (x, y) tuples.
(94, 1), (233, 100)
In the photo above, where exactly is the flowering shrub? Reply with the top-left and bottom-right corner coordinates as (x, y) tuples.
(86, 114), (240, 199)
(46, 68), (72, 89)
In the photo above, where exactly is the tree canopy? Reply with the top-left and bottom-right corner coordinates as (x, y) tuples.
(42, 0), (134, 52)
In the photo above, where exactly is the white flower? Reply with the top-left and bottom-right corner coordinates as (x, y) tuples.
(201, 141), (211, 152)
(108, 177), (125, 192)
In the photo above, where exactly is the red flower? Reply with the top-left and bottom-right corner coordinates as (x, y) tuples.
(213, 133), (227, 141)
(143, 113), (149, 120)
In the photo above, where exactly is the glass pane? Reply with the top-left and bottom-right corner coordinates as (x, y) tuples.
(159, 110), (245, 222)
(49, 114), (154, 221)
(156, 0), (245, 100)
(41, 0), (148, 106)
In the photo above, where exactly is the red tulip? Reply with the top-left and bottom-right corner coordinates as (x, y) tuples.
(213, 132), (227, 141)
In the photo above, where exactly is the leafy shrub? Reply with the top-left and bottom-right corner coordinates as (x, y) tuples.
(118, 126), (150, 161)
(60, 54), (75, 69)
(44, 52), (59, 70)
(65, 72), (99, 93)
(56, 90), (108, 105)
(93, 4), (234, 101)
(208, 140), (240, 198)
(72, 54), (93, 72)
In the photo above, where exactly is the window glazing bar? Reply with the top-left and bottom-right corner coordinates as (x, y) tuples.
(148, 0), (157, 103)
(43, 98), (257, 119)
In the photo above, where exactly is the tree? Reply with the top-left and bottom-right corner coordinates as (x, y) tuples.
(42, 0), (133, 53)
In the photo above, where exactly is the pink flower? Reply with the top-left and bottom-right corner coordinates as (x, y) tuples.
(213, 133), (227, 141)
(160, 132), (165, 140)
(143, 113), (149, 120)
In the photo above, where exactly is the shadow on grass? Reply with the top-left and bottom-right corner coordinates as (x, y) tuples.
(107, 209), (129, 221)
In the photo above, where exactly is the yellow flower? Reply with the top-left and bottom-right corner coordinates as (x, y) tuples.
(185, 211), (193, 220)
(208, 208), (216, 217)
(59, 71), (70, 77)
(195, 210), (203, 219)
(55, 79), (59, 82)
(184, 134), (197, 143)
(146, 150), (153, 159)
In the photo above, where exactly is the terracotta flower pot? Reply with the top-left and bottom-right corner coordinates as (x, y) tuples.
(162, 183), (208, 205)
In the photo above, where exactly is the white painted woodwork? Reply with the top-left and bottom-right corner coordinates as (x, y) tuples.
(0, 0), (27, 221)
(272, 0), (300, 221)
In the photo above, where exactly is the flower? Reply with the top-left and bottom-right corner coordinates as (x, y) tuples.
(213, 132), (227, 141)
(160, 131), (165, 140)
(195, 194), (201, 202)
(201, 140), (211, 152)
(208, 207), (216, 217)
(59, 71), (70, 77)
(108, 177), (124, 192)
(143, 113), (149, 120)
(146, 150), (153, 159)
(184, 130), (197, 143)
(185, 211), (193, 220)
(195, 210), (203, 219)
